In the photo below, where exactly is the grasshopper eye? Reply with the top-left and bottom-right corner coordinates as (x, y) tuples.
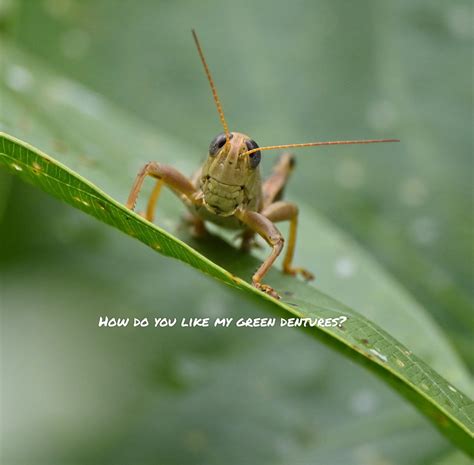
(209, 133), (231, 156)
(246, 139), (261, 169)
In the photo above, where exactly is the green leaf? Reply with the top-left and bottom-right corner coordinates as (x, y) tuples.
(1, 130), (473, 455)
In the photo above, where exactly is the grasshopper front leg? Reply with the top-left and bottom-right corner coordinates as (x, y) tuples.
(239, 152), (295, 252)
(126, 162), (203, 223)
(235, 209), (284, 299)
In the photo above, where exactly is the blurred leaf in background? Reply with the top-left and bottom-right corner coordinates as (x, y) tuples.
(0, 0), (472, 464)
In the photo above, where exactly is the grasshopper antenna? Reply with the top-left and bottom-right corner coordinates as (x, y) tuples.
(242, 138), (400, 157)
(192, 29), (230, 143)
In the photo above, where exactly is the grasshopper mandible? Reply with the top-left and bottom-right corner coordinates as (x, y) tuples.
(126, 30), (399, 299)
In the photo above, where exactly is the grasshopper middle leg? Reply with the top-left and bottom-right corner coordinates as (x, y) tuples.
(261, 152), (313, 280)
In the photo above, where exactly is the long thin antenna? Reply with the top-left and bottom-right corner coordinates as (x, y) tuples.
(192, 29), (230, 142)
(242, 138), (400, 157)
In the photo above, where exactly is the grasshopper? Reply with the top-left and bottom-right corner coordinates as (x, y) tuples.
(126, 30), (398, 299)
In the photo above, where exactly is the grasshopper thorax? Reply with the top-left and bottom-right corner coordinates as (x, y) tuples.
(199, 131), (262, 216)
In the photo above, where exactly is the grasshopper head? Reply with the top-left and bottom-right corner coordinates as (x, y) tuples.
(200, 131), (261, 216)
(203, 132), (261, 184)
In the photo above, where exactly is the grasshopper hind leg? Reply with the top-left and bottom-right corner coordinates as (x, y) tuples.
(262, 152), (295, 209)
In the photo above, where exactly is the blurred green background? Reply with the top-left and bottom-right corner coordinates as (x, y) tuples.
(0, 0), (472, 464)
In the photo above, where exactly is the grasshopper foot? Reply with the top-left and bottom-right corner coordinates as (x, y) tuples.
(252, 281), (281, 300)
(283, 266), (315, 281)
